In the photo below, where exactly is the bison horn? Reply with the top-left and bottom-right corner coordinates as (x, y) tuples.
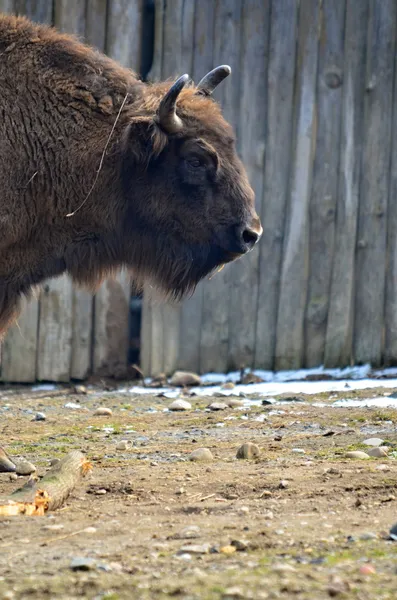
(157, 73), (189, 134)
(196, 65), (231, 96)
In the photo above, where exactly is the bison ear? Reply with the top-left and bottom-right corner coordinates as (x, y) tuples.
(121, 117), (168, 164)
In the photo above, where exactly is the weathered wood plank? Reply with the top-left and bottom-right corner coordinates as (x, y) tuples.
(324, 0), (369, 367)
(86, 0), (107, 51)
(1, 295), (39, 382)
(304, 0), (346, 367)
(227, 0), (269, 371)
(255, 0), (299, 370)
(106, 0), (143, 71)
(14, 0), (52, 23)
(54, 0), (86, 37)
(353, 0), (396, 366)
(200, 0), (243, 374)
(0, 1), (15, 12)
(37, 277), (73, 382)
(275, 0), (320, 370)
(70, 289), (92, 380)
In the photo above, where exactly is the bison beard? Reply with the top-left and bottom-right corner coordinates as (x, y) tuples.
(0, 14), (261, 340)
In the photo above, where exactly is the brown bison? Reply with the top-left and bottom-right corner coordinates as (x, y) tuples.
(0, 14), (262, 339)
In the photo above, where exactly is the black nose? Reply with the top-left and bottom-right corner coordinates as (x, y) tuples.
(241, 227), (261, 250)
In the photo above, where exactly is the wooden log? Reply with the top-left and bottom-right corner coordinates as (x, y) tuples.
(275, 0), (320, 370)
(227, 0), (269, 371)
(0, 451), (92, 516)
(304, 0), (345, 367)
(353, 0), (396, 366)
(324, 0), (369, 367)
(37, 277), (73, 382)
(200, 0), (243, 373)
(255, 0), (299, 370)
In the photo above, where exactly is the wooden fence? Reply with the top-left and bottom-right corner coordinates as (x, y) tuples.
(1, 0), (397, 381)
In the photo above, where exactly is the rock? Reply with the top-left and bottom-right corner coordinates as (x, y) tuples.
(9, 473), (18, 481)
(34, 412), (46, 421)
(95, 488), (107, 495)
(389, 522), (397, 540)
(222, 587), (245, 599)
(74, 385), (87, 394)
(169, 399), (192, 411)
(64, 402), (81, 409)
(279, 480), (289, 489)
(70, 557), (96, 571)
(230, 539), (249, 551)
(222, 382), (235, 390)
(327, 576), (350, 597)
(189, 448), (214, 462)
(14, 459), (36, 476)
(170, 371), (201, 387)
(241, 372), (264, 385)
(226, 398), (244, 408)
(367, 447), (388, 458)
(147, 373), (168, 387)
(208, 402), (228, 411)
(93, 407), (112, 416)
(345, 451), (370, 460)
(236, 442), (260, 460)
(362, 437), (384, 447)
(360, 532), (378, 541)
(116, 440), (130, 451)
(291, 448), (305, 454)
(359, 564), (376, 575)
(220, 545), (237, 555)
(0, 447), (16, 472)
(172, 526), (201, 540)
(179, 543), (210, 554)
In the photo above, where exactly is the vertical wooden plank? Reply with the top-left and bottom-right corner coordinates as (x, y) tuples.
(227, 0), (269, 371)
(54, 0), (86, 37)
(70, 289), (92, 380)
(37, 278), (73, 382)
(275, 0), (320, 370)
(304, 0), (346, 367)
(353, 0), (396, 366)
(106, 0), (143, 71)
(200, 0), (243, 374)
(324, 0), (369, 367)
(147, 0), (164, 82)
(86, 0), (107, 51)
(0, 1), (15, 12)
(14, 1), (52, 23)
(255, 0), (299, 370)
(1, 296), (39, 382)
(178, 0), (215, 373)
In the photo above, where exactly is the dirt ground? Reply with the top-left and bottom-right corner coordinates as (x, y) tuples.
(0, 381), (397, 600)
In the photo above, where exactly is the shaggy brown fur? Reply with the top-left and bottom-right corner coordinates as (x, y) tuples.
(0, 14), (261, 337)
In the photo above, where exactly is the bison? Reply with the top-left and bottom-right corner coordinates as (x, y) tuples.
(0, 14), (262, 339)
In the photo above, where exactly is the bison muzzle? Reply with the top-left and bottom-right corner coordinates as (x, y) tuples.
(0, 14), (262, 338)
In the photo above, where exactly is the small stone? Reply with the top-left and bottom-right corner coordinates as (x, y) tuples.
(0, 447), (16, 472)
(170, 371), (201, 387)
(172, 526), (201, 540)
(241, 372), (264, 385)
(222, 587), (245, 599)
(274, 434), (283, 441)
(279, 480), (289, 489)
(34, 412), (46, 421)
(359, 564), (376, 575)
(238, 506), (250, 515)
(327, 576), (350, 597)
(94, 407), (112, 416)
(9, 472), (18, 481)
(291, 448), (305, 454)
(220, 545), (237, 555)
(74, 385), (87, 394)
(345, 451), (370, 460)
(230, 539), (249, 551)
(273, 563), (297, 573)
(189, 448), (214, 462)
(367, 447), (388, 458)
(389, 522), (397, 540)
(359, 532), (378, 541)
(362, 438), (384, 447)
(236, 442), (260, 460)
(222, 382), (236, 390)
(226, 398), (244, 408)
(116, 440), (129, 451)
(208, 402), (228, 411)
(14, 459), (36, 476)
(70, 557), (96, 571)
(95, 488), (107, 495)
(179, 543), (210, 554)
(169, 399), (192, 411)
(64, 402), (81, 409)
(43, 524), (65, 531)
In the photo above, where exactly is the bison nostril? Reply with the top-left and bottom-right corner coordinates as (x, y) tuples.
(242, 228), (260, 249)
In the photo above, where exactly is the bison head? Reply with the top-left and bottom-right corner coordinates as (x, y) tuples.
(121, 66), (262, 299)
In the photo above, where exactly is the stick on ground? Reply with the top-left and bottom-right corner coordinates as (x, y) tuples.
(0, 450), (92, 516)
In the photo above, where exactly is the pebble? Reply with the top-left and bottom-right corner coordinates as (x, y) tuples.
(169, 400), (192, 411)
(222, 587), (244, 599)
(291, 448), (305, 454)
(220, 545), (237, 555)
(14, 459), (36, 476)
(116, 440), (130, 451)
(222, 382), (236, 390)
(236, 442), (260, 460)
(208, 402), (228, 411)
(359, 564), (376, 575)
(189, 448), (214, 462)
(93, 407), (112, 416)
(172, 526), (201, 540)
(359, 532), (378, 541)
(0, 447), (16, 472)
(389, 522), (397, 541)
(179, 543), (211, 554)
(226, 399), (244, 408)
(9, 473), (18, 481)
(64, 402), (81, 410)
(345, 451), (370, 460)
(241, 372), (264, 385)
(170, 371), (201, 387)
(74, 385), (87, 394)
(362, 438), (384, 447)
(34, 412), (46, 421)
(230, 539), (249, 551)
(95, 488), (107, 495)
(279, 480), (289, 489)
(367, 447), (388, 458)
(70, 557), (96, 571)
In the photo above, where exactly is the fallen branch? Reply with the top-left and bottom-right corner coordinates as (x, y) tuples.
(0, 451), (92, 516)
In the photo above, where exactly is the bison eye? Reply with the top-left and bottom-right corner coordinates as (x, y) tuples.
(186, 157), (203, 168)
